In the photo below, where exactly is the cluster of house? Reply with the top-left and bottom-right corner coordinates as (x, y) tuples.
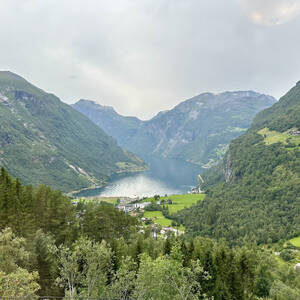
(150, 224), (179, 238)
(289, 130), (300, 136)
(117, 197), (175, 213)
(117, 201), (151, 213)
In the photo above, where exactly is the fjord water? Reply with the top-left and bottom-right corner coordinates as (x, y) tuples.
(76, 156), (204, 198)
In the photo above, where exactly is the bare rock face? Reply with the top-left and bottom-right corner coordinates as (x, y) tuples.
(224, 152), (233, 182)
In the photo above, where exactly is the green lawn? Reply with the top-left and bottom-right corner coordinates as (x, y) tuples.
(142, 194), (205, 229)
(144, 193), (205, 214)
(289, 236), (300, 247)
(144, 211), (172, 227)
(79, 196), (119, 205)
(258, 128), (300, 148)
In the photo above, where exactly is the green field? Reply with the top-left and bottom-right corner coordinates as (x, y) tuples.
(79, 196), (119, 205)
(143, 194), (204, 228)
(289, 235), (300, 247)
(145, 193), (205, 214)
(258, 128), (300, 148)
(144, 211), (172, 227)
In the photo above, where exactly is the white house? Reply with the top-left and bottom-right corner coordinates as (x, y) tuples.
(294, 263), (300, 270)
(134, 202), (151, 209)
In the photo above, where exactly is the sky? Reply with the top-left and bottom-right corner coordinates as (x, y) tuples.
(1, 0), (300, 119)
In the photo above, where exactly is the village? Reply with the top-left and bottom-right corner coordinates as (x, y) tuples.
(289, 129), (300, 136)
(115, 196), (182, 237)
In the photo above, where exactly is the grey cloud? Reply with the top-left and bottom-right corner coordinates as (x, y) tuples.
(240, 0), (300, 25)
(0, 0), (300, 119)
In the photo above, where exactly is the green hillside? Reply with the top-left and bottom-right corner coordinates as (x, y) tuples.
(0, 72), (147, 192)
(175, 82), (300, 245)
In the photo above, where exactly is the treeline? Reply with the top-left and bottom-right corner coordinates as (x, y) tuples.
(0, 167), (300, 299)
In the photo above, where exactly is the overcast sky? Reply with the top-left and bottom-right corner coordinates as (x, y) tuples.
(1, 0), (300, 119)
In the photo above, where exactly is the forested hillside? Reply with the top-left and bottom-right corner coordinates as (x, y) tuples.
(73, 91), (275, 167)
(0, 72), (146, 192)
(175, 82), (300, 245)
(1, 168), (299, 299)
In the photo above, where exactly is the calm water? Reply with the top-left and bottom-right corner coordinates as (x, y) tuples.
(76, 156), (203, 198)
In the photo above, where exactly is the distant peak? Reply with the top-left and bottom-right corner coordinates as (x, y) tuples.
(152, 109), (170, 119)
(220, 90), (258, 96)
(75, 99), (116, 112)
(216, 90), (276, 102)
(77, 99), (97, 105)
(0, 71), (27, 81)
(0, 71), (47, 98)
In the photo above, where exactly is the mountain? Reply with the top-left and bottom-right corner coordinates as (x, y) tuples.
(73, 99), (142, 151)
(175, 81), (300, 245)
(73, 91), (276, 167)
(0, 71), (147, 192)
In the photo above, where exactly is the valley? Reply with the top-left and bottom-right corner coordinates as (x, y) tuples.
(0, 77), (299, 298)
(1, 1), (300, 297)
(74, 91), (276, 168)
(74, 155), (203, 198)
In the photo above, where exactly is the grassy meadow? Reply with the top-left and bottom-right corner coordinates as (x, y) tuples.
(258, 128), (300, 149)
(79, 196), (119, 205)
(143, 211), (173, 227)
(145, 193), (205, 214)
(289, 235), (300, 247)
(143, 193), (205, 228)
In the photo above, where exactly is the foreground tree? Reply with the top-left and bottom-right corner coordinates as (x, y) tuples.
(50, 237), (112, 298)
(105, 256), (137, 299)
(76, 238), (112, 297)
(49, 243), (81, 299)
(134, 242), (210, 300)
(0, 268), (40, 298)
(0, 227), (40, 297)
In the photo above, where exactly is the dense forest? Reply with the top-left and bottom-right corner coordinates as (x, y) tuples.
(0, 167), (300, 299)
(174, 82), (300, 246)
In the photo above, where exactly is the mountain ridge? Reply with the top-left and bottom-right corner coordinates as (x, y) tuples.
(73, 90), (276, 167)
(0, 71), (147, 192)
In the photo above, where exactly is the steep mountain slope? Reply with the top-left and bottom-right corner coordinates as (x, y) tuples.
(73, 91), (276, 167)
(73, 99), (142, 149)
(175, 81), (300, 245)
(0, 72), (146, 192)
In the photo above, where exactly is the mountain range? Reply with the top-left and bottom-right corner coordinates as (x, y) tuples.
(0, 71), (147, 192)
(175, 81), (300, 245)
(73, 91), (276, 168)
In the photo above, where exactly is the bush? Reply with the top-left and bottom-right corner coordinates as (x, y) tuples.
(279, 249), (296, 262)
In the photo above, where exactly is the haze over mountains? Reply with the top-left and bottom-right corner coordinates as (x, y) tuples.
(73, 91), (276, 168)
(0, 71), (147, 192)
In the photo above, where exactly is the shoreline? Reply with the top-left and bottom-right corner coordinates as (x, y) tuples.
(66, 184), (106, 198)
(66, 168), (148, 198)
